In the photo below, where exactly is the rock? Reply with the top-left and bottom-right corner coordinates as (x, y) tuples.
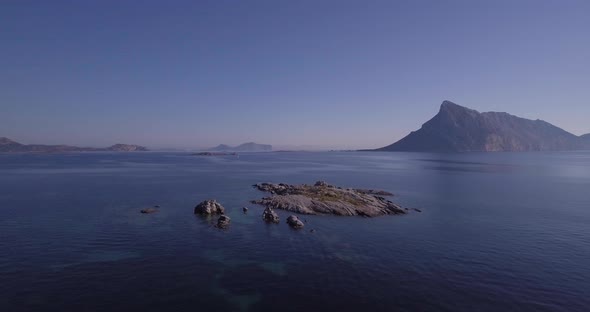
(314, 181), (330, 187)
(251, 182), (406, 217)
(355, 189), (394, 196)
(194, 199), (225, 215)
(413, 208), (422, 213)
(154, 205), (160, 208)
(242, 207), (248, 213)
(140, 208), (158, 214)
(310, 229), (316, 233)
(217, 215), (231, 228)
(286, 215), (304, 229)
(262, 207), (280, 223)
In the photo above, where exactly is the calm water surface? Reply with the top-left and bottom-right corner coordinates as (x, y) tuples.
(1, 151), (589, 311)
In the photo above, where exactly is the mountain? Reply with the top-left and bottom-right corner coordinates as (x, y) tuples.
(209, 142), (272, 152)
(0, 137), (148, 153)
(376, 101), (589, 152)
(581, 133), (590, 140)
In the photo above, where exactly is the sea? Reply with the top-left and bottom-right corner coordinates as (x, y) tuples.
(1, 151), (589, 312)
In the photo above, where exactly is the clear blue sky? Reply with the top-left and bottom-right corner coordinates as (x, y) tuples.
(1, 0), (589, 149)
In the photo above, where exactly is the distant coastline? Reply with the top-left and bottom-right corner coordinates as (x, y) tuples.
(0, 137), (148, 153)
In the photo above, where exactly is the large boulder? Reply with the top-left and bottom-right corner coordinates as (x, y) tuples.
(194, 199), (225, 215)
(286, 215), (304, 229)
(262, 207), (280, 223)
(217, 215), (231, 228)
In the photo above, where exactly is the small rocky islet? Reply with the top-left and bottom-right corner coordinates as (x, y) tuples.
(145, 182), (413, 229)
(251, 181), (406, 217)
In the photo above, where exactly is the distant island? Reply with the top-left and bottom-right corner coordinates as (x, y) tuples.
(0, 137), (148, 153)
(373, 101), (590, 152)
(208, 142), (272, 152)
(193, 152), (237, 156)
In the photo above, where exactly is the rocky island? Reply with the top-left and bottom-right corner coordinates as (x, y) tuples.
(208, 142), (272, 152)
(251, 181), (406, 217)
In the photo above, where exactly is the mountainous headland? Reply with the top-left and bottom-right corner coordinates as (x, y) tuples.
(208, 142), (272, 152)
(0, 137), (148, 153)
(374, 101), (590, 152)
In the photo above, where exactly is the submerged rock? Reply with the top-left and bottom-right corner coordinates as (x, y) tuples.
(286, 215), (304, 229)
(252, 181), (405, 217)
(217, 215), (231, 228)
(140, 207), (158, 214)
(262, 207), (280, 223)
(194, 199), (225, 215)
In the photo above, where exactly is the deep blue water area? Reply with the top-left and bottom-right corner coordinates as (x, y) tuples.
(1, 151), (589, 311)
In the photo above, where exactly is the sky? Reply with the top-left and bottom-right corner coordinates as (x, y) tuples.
(1, 0), (589, 150)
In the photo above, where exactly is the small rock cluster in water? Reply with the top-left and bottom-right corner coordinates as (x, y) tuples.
(142, 181), (417, 230)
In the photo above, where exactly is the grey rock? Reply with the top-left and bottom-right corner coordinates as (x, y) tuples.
(217, 215), (231, 228)
(194, 199), (225, 215)
(262, 207), (280, 223)
(286, 215), (304, 229)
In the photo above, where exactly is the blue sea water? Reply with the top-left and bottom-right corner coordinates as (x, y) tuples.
(0, 151), (589, 312)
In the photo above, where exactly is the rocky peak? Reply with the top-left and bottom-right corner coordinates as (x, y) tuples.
(438, 101), (479, 117)
(0, 137), (21, 146)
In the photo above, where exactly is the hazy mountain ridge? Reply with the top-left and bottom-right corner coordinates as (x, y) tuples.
(0, 137), (148, 153)
(209, 142), (272, 152)
(377, 101), (590, 152)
